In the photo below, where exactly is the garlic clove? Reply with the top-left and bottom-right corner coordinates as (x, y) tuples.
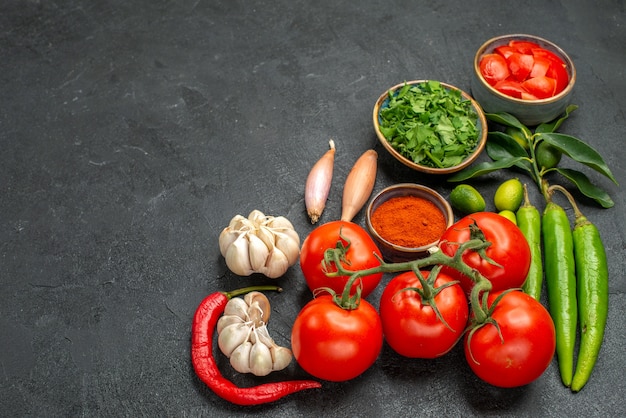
(216, 314), (244, 334)
(281, 227), (301, 247)
(270, 346), (293, 371)
(261, 247), (290, 279)
(244, 291), (271, 325)
(218, 322), (252, 358)
(266, 216), (296, 232)
(218, 228), (240, 257)
(229, 341), (253, 374)
(249, 339), (273, 376)
(224, 233), (254, 276)
(223, 297), (250, 321)
(248, 210), (267, 226)
(274, 231), (300, 265)
(227, 214), (247, 229)
(253, 324), (276, 346)
(255, 225), (276, 251)
(254, 326), (292, 372)
(247, 233), (270, 272)
(228, 215), (255, 234)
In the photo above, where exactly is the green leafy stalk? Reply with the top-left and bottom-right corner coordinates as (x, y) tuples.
(378, 81), (480, 169)
(448, 107), (616, 208)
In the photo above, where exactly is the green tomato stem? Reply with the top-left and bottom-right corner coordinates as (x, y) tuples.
(324, 238), (493, 321)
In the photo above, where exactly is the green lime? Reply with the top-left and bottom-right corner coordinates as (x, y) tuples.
(498, 210), (517, 225)
(535, 141), (562, 169)
(494, 178), (524, 212)
(505, 126), (530, 150)
(450, 184), (486, 215)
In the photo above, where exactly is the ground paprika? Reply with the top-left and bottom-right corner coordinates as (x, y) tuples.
(371, 195), (446, 248)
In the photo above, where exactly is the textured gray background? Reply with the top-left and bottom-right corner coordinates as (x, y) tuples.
(2, 0), (625, 416)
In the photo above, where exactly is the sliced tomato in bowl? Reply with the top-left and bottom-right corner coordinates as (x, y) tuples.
(494, 45), (517, 59)
(493, 79), (527, 99)
(479, 53), (510, 86)
(508, 40), (541, 54)
(522, 76), (557, 99)
(546, 61), (569, 95)
(529, 55), (552, 78)
(506, 53), (534, 82)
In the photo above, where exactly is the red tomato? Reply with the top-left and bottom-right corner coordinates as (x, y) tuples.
(546, 60), (569, 95)
(493, 79), (527, 99)
(521, 91), (539, 100)
(300, 220), (383, 298)
(522, 76), (557, 99)
(508, 40), (541, 54)
(291, 294), (383, 381)
(438, 212), (531, 295)
(494, 45), (517, 59)
(464, 290), (556, 388)
(379, 270), (469, 358)
(531, 47), (566, 67)
(479, 54), (510, 86)
(485, 43), (569, 100)
(529, 55), (552, 78)
(506, 53), (534, 82)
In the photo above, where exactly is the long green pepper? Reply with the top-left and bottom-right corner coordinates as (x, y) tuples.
(542, 201), (577, 387)
(517, 185), (543, 300)
(570, 210), (609, 392)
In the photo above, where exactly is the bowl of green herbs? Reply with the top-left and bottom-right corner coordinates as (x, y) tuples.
(373, 80), (488, 174)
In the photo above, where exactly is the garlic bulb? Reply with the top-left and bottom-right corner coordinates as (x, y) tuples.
(219, 210), (300, 278)
(216, 291), (293, 376)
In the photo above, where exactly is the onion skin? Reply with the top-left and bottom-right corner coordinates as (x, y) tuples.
(341, 149), (378, 222)
(305, 140), (336, 224)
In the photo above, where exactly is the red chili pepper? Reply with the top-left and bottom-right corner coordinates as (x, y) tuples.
(191, 285), (321, 406)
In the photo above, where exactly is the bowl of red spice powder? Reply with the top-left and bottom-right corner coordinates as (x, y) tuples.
(366, 183), (454, 262)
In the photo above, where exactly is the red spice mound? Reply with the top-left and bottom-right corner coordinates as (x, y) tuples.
(371, 195), (446, 248)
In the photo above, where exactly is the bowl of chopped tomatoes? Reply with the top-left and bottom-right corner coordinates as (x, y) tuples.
(373, 80), (488, 175)
(471, 34), (576, 126)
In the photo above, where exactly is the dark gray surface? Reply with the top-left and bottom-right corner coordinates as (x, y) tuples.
(2, 0), (625, 416)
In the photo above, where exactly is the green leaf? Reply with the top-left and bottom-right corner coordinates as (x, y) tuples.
(539, 132), (618, 184)
(487, 132), (530, 159)
(535, 105), (578, 134)
(486, 132), (533, 174)
(448, 157), (526, 182)
(554, 167), (615, 208)
(486, 112), (532, 137)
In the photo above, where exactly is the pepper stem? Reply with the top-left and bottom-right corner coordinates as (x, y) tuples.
(549, 184), (583, 219)
(223, 285), (283, 300)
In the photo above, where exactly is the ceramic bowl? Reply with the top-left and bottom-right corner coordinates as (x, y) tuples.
(373, 80), (488, 175)
(365, 183), (454, 263)
(471, 34), (576, 126)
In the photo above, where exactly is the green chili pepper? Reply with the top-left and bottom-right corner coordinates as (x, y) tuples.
(517, 185), (542, 300)
(542, 201), (577, 387)
(570, 211), (609, 392)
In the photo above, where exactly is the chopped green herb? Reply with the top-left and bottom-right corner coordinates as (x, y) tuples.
(378, 80), (480, 169)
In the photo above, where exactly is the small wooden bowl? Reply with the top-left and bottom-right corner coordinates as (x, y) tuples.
(373, 80), (488, 175)
(365, 183), (454, 262)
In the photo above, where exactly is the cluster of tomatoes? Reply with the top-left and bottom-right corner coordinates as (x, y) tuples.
(479, 40), (569, 100)
(291, 212), (557, 388)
